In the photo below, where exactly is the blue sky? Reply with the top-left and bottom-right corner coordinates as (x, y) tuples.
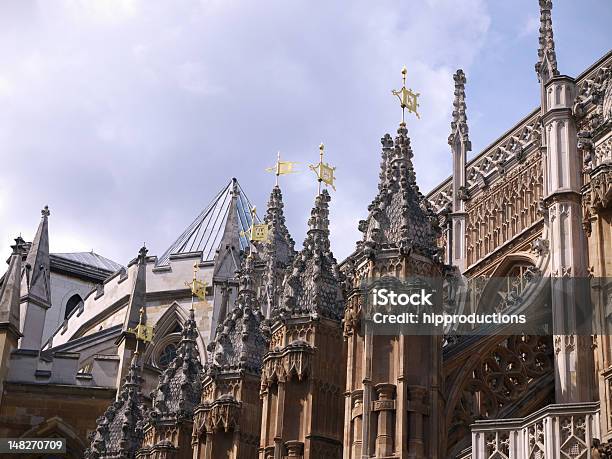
(0, 0), (610, 265)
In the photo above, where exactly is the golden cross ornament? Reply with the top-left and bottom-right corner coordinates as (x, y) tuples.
(128, 307), (154, 344)
(391, 66), (421, 123)
(249, 206), (271, 242)
(240, 206), (271, 242)
(309, 143), (336, 194)
(265, 152), (299, 186)
(185, 262), (207, 301)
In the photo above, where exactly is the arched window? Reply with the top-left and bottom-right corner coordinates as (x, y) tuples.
(158, 343), (178, 369)
(64, 294), (83, 319)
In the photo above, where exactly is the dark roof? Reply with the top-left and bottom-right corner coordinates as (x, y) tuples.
(52, 252), (123, 273)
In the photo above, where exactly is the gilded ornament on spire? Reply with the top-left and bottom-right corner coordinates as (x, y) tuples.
(309, 143), (336, 194)
(127, 306), (154, 346)
(265, 151), (299, 186)
(186, 262), (207, 302)
(391, 66), (421, 123)
(240, 205), (271, 243)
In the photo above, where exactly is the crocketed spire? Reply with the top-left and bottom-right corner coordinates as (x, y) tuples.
(280, 189), (344, 321)
(207, 253), (269, 374)
(85, 354), (146, 459)
(149, 307), (203, 423)
(22, 206), (51, 307)
(260, 185), (296, 316)
(20, 206), (52, 349)
(122, 246), (148, 335)
(264, 186), (295, 252)
(449, 69), (471, 148)
(357, 124), (440, 258)
(0, 237), (25, 338)
(535, 0), (559, 83)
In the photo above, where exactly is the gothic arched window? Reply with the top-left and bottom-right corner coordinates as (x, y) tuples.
(158, 343), (178, 369)
(64, 294), (83, 319)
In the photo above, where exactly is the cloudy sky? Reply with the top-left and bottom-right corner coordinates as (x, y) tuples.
(0, 0), (610, 265)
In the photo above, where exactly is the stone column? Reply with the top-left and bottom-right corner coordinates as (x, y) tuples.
(350, 390), (363, 458)
(374, 383), (396, 457)
(407, 386), (428, 457)
(542, 75), (596, 403)
(274, 381), (286, 459)
(285, 440), (304, 458)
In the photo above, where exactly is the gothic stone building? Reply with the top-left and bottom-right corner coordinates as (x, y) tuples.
(0, 1), (611, 458)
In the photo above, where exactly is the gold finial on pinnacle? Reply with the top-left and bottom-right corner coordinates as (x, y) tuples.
(309, 142), (336, 194)
(186, 261), (207, 305)
(128, 306), (154, 353)
(391, 66), (421, 124)
(265, 152), (299, 186)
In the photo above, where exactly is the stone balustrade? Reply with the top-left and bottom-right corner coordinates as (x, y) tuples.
(471, 402), (600, 459)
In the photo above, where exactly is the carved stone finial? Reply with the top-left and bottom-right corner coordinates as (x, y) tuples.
(236, 253), (257, 309)
(357, 123), (440, 257)
(260, 185), (295, 317)
(535, 0), (559, 83)
(138, 245), (148, 263)
(279, 189), (344, 321)
(41, 205), (50, 218)
(85, 354), (146, 459)
(149, 307), (203, 423)
(12, 236), (26, 255)
(449, 69), (471, 149)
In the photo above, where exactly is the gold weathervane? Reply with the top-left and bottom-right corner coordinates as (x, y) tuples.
(127, 307), (154, 345)
(265, 152), (299, 186)
(391, 66), (420, 123)
(242, 206), (271, 242)
(186, 262), (207, 303)
(309, 143), (336, 194)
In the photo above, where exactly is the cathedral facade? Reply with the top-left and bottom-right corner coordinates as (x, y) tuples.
(0, 1), (611, 457)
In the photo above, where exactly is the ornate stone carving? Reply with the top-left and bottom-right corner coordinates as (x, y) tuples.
(85, 355), (147, 459)
(148, 308), (203, 426)
(357, 124), (440, 260)
(196, 397), (242, 433)
(207, 254), (270, 375)
(429, 114), (541, 216)
(535, 0), (559, 83)
(447, 335), (554, 450)
(258, 186), (296, 317)
(261, 339), (313, 386)
(466, 153), (543, 266)
(449, 69), (471, 148)
(278, 190), (344, 321)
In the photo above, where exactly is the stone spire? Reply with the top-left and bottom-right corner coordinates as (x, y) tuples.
(260, 185), (295, 317)
(357, 124), (440, 259)
(210, 178), (242, 336)
(448, 70), (471, 270)
(213, 177), (241, 278)
(115, 246), (148, 391)
(535, 0), (559, 84)
(20, 206), (51, 349)
(280, 189), (343, 321)
(448, 69), (471, 148)
(149, 307), (203, 423)
(207, 253), (268, 375)
(85, 353), (146, 459)
(121, 246), (148, 335)
(0, 237), (25, 339)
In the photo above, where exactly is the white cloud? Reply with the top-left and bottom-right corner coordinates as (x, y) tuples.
(519, 14), (540, 39)
(6, 0), (594, 267)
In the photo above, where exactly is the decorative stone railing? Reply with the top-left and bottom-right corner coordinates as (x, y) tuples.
(471, 402), (600, 459)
